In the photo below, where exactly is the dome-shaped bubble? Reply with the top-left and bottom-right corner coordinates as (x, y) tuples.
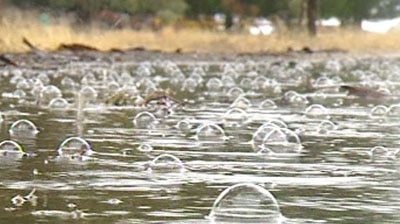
(79, 86), (98, 103)
(305, 104), (330, 119)
(240, 78), (253, 89)
(48, 98), (69, 109)
(368, 146), (398, 159)
(148, 154), (185, 173)
(81, 73), (97, 85)
(282, 91), (309, 106)
(230, 96), (252, 109)
(175, 119), (193, 132)
(60, 77), (77, 90)
(39, 85), (62, 106)
(16, 78), (33, 91)
(137, 143), (153, 152)
(132, 111), (158, 129)
(37, 72), (50, 85)
(223, 108), (249, 126)
(221, 75), (236, 88)
(316, 120), (337, 134)
(369, 105), (388, 118)
(181, 78), (197, 93)
(9, 119), (39, 136)
(208, 183), (283, 224)
(57, 136), (93, 158)
(227, 87), (244, 98)
(387, 104), (400, 117)
(195, 122), (227, 141)
(259, 99), (277, 109)
(0, 140), (25, 159)
(170, 70), (185, 85)
(13, 89), (26, 98)
(206, 78), (223, 92)
(252, 124), (301, 153)
(312, 76), (337, 88)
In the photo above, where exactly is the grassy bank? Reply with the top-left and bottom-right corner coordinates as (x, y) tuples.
(1, 9), (400, 53)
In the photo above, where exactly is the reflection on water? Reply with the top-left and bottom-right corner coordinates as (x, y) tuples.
(1, 55), (400, 223)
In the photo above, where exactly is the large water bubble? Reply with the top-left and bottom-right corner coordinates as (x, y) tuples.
(132, 111), (158, 129)
(369, 105), (388, 118)
(147, 154), (185, 173)
(304, 104), (330, 119)
(9, 119), (39, 136)
(57, 137), (93, 159)
(194, 122), (227, 141)
(79, 86), (98, 103)
(223, 108), (249, 127)
(48, 98), (69, 109)
(208, 183), (283, 224)
(252, 123), (301, 154)
(0, 140), (25, 159)
(39, 85), (62, 106)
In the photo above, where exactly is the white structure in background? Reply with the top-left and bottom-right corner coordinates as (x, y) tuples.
(249, 17), (275, 35)
(361, 17), (400, 33)
(319, 17), (341, 27)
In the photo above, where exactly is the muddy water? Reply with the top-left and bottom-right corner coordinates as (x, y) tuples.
(0, 52), (400, 223)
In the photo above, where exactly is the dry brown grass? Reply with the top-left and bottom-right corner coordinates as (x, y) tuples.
(1, 8), (400, 53)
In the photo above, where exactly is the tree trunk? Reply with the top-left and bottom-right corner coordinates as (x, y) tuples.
(306, 0), (318, 36)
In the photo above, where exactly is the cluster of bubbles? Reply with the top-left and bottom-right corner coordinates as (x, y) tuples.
(252, 120), (302, 154)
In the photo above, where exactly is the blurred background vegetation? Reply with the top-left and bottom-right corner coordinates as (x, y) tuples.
(1, 0), (400, 52)
(3, 0), (400, 32)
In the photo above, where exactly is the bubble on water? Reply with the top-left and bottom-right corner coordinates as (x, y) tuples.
(252, 123), (301, 153)
(316, 120), (337, 134)
(9, 119), (39, 136)
(148, 154), (185, 173)
(282, 91), (309, 106)
(206, 78), (223, 92)
(240, 78), (253, 89)
(305, 104), (330, 119)
(37, 72), (50, 85)
(137, 143), (153, 152)
(170, 70), (185, 85)
(368, 146), (398, 159)
(387, 104), (400, 116)
(13, 89), (26, 98)
(227, 87), (244, 98)
(223, 108), (249, 126)
(195, 122), (227, 141)
(259, 99), (277, 109)
(230, 96), (252, 109)
(221, 75), (236, 88)
(0, 140), (25, 158)
(79, 86), (98, 103)
(369, 105), (388, 118)
(16, 78), (33, 91)
(81, 72), (97, 85)
(60, 77), (77, 90)
(312, 76), (337, 88)
(133, 111), (158, 129)
(40, 85), (62, 106)
(208, 183), (283, 224)
(57, 136), (93, 159)
(48, 98), (69, 109)
(181, 78), (197, 93)
(175, 119), (193, 132)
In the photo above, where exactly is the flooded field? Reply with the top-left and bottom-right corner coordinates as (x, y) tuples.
(0, 51), (400, 223)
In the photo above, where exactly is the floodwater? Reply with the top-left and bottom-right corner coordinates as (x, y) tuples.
(0, 52), (400, 223)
